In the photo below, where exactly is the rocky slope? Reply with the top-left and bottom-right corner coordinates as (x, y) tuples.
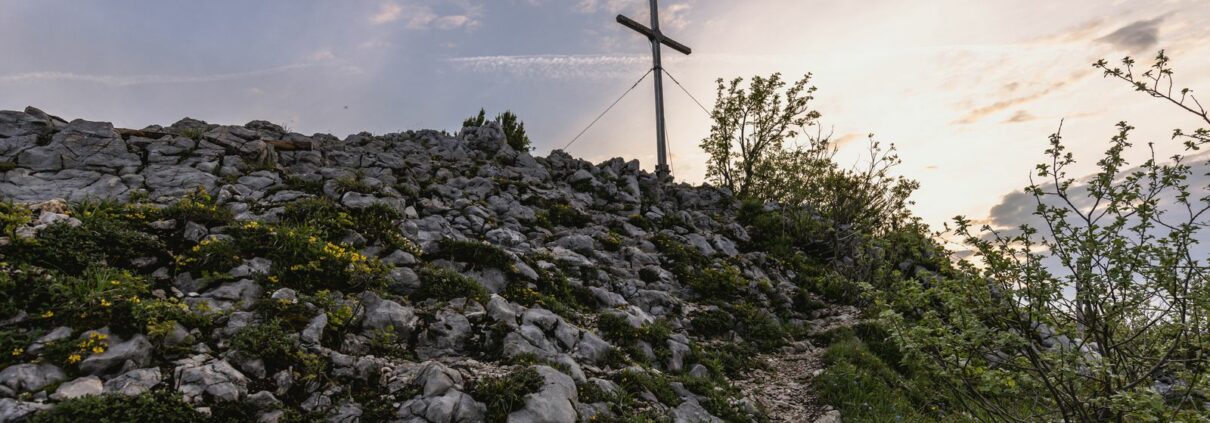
(0, 107), (844, 422)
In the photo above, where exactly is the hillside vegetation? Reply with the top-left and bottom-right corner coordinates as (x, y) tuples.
(0, 51), (1205, 423)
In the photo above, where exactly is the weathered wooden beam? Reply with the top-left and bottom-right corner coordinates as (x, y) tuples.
(616, 14), (692, 55)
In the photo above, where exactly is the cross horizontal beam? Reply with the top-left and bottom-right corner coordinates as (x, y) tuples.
(616, 14), (692, 56)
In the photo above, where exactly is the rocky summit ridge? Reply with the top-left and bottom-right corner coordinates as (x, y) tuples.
(0, 107), (847, 422)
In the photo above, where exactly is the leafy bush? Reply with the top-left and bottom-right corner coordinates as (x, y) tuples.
(703, 73), (918, 277)
(230, 318), (324, 377)
(0, 263), (149, 334)
(883, 51), (1210, 421)
(19, 218), (164, 274)
(429, 238), (514, 270)
(280, 198), (418, 256)
(472, 366), (544, 422)
(414, 265), (489, 303)
(690, 309), (735, 338)
(28, 390), (204, 423)
(228, 222), (387, 292)
(687, 266), (749, 302)
(532, 201), (591, 229)
(0, 201), (32, 237)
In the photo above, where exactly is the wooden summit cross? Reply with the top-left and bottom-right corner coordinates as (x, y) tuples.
(617, 0), (692, 178)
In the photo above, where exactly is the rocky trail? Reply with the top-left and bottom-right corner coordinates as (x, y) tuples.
(738, 305), (858, 423)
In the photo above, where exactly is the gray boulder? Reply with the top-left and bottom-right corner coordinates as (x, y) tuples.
(103, 368), (163, 396)
(174, 357), (249, 402)
(360, 292), (419, 338)
(51, 375), (103, 400)
(0, 363), (66, 393)
(506, 366), (578, 423)
(79, 335), (153, 375)
(0, 398), (49, 422)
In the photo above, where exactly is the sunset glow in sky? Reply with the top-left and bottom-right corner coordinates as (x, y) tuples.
(2, 0), (1209, 229)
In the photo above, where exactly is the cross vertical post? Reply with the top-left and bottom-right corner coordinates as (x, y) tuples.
(617, 0), (692, 179)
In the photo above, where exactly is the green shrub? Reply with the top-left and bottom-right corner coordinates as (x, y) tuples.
(689, 343), (763, 378)
(0, 201), (32, 237)
(334, 175), (374, 194)
(687, 266), (749, 302)
(414, 265), (489, 303)
(283, 176), (324, 195)
(280, 198), (417, 256)
(472, 366), (544, 422)
(21, 218), (164, 274)
(28, 390), (204, 423)
(689, 309), (735, 338)
(732, 304), (787, 351)
(160, 187), (232, 227)
(279, 197), (352, 237)
(430, 239), (513, 270)
(227, 222), (386, 292)
(816, 336), (943, 423)
(614, 369), (679, 406)
(650, 234), (709, 287)
(532, 202), (591, 229)
(498, 111), (532, 152)
(231, 318), (324, 377)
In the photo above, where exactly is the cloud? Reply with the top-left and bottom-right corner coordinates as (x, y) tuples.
(369, 1), (480, 30)
(0, 63), (358, 87)
(369, 2), (404, 25)
(984, 151), (1210, 235)
(575, 0), (693, 30)
(1096, 17), (1165, 52)
(1005, 110), (1036, 123)
(447, 54), (652, 79)
(955, 70), (1091, 124)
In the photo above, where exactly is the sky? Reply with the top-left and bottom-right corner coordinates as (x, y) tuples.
(1, 0), (1209, 231)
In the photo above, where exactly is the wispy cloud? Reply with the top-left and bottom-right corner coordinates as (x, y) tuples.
(447, 54), (651, 79)
(369, 1), (480, 30)
(955, 70), (1091, 124)
(369, 2), (404, 25)
(0, 63), (357, 87)
(1005, 110), (1037, 123)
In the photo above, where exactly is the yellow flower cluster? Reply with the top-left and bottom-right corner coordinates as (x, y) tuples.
(321, 242), (368, 263)
(66, 333), (109, 365)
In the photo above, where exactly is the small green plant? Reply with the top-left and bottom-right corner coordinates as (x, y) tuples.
(0, 201), (32, 237)
(413, 265), (489, 303)
(28, 390), (204, 422)
(472, 366), (545, 422)
(230, 318), (324, 377)
(429, 238), (514, 270)
(160, 187), (232, 227)
(334, 174), (374, 194)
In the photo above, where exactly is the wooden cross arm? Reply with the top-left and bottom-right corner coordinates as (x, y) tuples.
(616, 14), (692, 55)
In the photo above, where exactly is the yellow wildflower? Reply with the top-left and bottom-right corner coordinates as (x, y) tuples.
(91, 346), (105, 354)
(99, 299), (112, 308)
(41, 310), (54, 318)
(11, 348), (22, 357)
(66, 354), (81, 364)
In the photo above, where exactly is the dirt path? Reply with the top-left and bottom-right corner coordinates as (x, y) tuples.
(737, 305), (859, 423)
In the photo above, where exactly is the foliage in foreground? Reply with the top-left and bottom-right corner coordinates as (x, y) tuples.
(883, 51), (1210, 422)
